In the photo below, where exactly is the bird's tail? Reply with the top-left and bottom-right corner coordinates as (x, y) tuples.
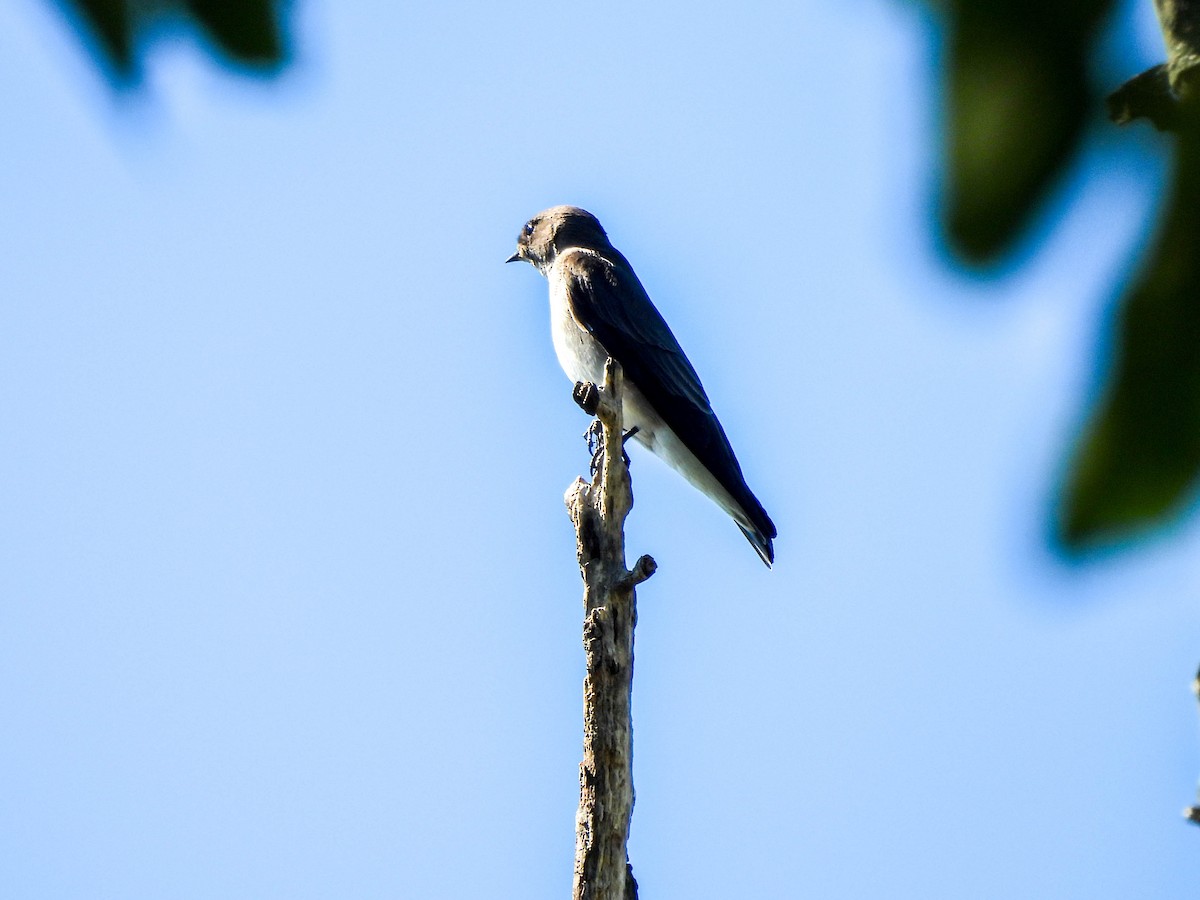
(725, 476), (776, 568)
(737, 521), (775, 568)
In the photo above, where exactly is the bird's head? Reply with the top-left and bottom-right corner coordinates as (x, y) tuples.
(506, 206), (610, 273)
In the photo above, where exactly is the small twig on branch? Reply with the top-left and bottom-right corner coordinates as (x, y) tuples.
(1108, 64), (1178, 128)
(564, 359), (655, 900)
(616, 556), (658, 592)
(1108, 0), (1200, 128)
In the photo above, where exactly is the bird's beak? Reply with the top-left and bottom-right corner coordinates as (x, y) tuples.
(505, 250), (522, 264)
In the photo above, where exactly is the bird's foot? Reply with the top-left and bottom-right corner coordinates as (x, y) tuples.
(619, 426), (638, 467)
(584, 420), (604, 475)
(586, 423), (639, 476)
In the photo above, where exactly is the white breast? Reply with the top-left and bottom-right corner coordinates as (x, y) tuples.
(547, 255), (609, 387)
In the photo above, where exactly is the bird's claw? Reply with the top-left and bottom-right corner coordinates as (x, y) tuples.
(585, 423), (639, 476)
(584, 420), (604, 475)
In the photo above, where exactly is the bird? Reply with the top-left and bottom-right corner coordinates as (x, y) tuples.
(506, 205), (776, 566)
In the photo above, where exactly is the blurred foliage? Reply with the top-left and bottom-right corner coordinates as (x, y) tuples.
(940, 0), (1115, 261)
(930, 0), (1200, 553)
(60, 0), (288, 81)
(1063, 115), (1200, 548)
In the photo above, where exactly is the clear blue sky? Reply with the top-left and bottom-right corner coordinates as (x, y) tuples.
(4, 1), (1199, 897)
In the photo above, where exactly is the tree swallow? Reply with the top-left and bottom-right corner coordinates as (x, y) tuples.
(507, 205), (777, 566)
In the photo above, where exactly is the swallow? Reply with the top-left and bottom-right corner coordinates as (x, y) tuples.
(508, 206), (776, 566)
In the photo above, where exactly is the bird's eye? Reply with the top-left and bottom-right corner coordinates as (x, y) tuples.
(524, 221), (536, 236)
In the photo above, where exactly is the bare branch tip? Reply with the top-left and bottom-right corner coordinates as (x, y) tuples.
(1107, 64), (1178, 130)
(617, 555), (657, 591)
(632, 554), (657, 582)
(564, 477), (591, 512)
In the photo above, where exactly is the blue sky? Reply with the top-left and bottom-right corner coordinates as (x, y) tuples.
(4, 1), (1200, 897)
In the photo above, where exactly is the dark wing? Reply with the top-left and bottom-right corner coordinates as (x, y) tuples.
(562, 250), (776, 547)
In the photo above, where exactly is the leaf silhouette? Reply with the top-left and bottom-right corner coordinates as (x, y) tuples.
(60, 0), (288, 83)
(940, 0), (1115, 261)
(1061, 116), (1200, 548)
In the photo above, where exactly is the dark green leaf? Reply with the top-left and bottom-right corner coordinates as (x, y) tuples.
(940, 0), (1114, 262)
(57, 0), (288, 84)
(1060, 115), (1200, 549)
